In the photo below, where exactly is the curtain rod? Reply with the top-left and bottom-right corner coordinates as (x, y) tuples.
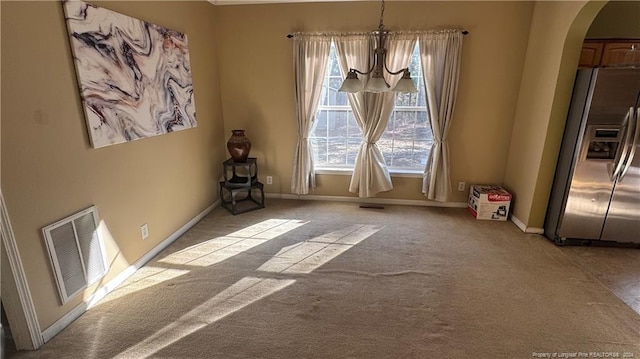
(286, 30), (469, 38)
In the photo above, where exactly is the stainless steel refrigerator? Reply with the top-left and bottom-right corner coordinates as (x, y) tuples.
(545, 68), (640, 246)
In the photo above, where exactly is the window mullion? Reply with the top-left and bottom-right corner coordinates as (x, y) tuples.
(318, 105), (352, 111)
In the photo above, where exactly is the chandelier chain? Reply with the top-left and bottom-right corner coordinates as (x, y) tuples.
(378, 0), (385, 30)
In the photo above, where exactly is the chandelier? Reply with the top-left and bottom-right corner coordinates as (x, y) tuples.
(338, 0), (417, 94)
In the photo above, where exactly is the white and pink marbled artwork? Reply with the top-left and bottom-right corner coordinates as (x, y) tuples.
(63, 0), (197, 148)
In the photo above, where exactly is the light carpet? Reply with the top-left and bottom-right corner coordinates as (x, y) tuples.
(8, 199), (640, 358)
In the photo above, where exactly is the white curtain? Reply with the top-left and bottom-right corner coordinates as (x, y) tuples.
(419, 30), (463, 202)
(334, 33), (417, 197)
(290, 34), (331, 194)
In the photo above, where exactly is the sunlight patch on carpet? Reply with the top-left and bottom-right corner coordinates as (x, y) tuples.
(98, 267), (190, 305)
(227, 219), (308, 239)
(158, 219), (309, 266)
(113, 277), (295, 359)
(257, 224), (383, 274)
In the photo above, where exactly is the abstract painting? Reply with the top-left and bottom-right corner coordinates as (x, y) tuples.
(62, 0), (197, 148)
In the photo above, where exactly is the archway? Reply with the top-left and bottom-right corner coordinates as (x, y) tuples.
(503, 1), (608, 231)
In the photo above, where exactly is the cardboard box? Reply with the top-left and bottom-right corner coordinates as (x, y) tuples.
(467, 185), (512, 221)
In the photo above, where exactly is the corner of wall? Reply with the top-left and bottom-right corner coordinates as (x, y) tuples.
(2, 0), (227, 334)
(527, 0), (607, 228)
(503, 0), (606, 228)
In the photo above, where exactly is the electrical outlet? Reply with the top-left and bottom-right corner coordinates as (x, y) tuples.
(266, 176), (273, 185)
(141, 223), (149, 240)
(458, 182), (466, 192)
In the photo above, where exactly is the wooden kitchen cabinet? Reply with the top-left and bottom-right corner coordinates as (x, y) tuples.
(580, 39), (640, 68)
(600, 41), (640, 67)
(579, 41), (604, 68)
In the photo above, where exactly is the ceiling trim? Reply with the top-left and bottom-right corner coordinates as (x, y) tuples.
(208, 0), (435, 5)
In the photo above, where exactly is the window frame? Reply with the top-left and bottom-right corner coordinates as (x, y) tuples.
(311, 41), (431, 175)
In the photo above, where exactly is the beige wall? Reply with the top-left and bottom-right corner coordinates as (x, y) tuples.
(503, 1), (606, 228)
(1, 0), (617, 343)
(1, 1), (225, 330)
(587, 0), (640, 38)
(215, 1), (534, 202)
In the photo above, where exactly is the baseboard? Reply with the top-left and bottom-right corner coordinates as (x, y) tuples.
(41, 200), (220, 343)
(265, 193), (467, 208)
(510, 214), (544, 234)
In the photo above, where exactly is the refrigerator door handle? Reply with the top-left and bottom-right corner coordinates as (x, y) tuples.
(620, 107), (640, 181)
(611, 107), (635, 181)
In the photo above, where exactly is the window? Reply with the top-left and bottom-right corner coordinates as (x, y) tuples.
(310, 42), (432, 172)
(311, 42), (361, 168)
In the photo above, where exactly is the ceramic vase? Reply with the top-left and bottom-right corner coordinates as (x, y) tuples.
(226, 129), (251, 162)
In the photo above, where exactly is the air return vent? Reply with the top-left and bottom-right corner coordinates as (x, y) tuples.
(42, 206), (108, 304)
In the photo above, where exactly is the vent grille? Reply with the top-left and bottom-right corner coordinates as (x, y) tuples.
(43, 206), (108, 304)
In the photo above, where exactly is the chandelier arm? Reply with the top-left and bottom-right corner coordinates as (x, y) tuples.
(383, 62), (409, 76)
(350, 66), (376, 76)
